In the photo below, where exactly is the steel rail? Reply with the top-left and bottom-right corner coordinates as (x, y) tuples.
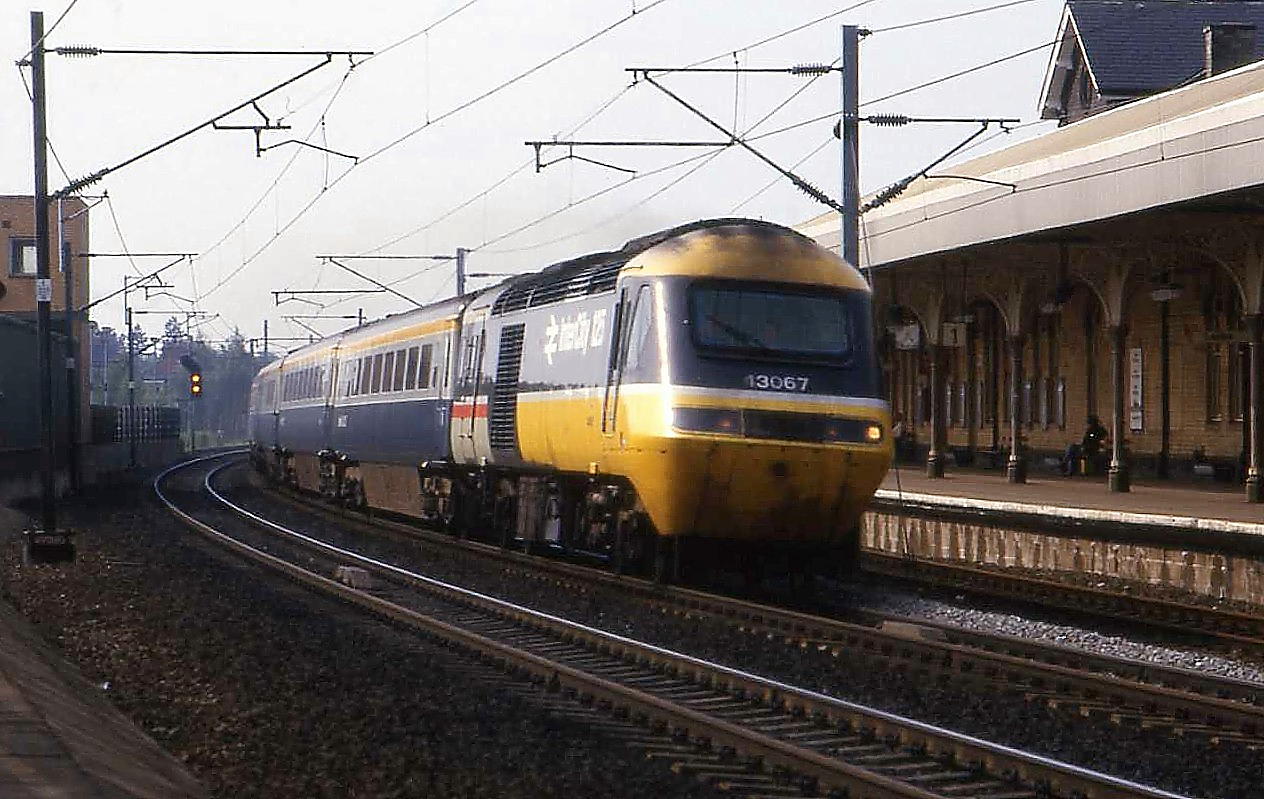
(161, 456), (1190, 799)
(254, 474), (1264, 739)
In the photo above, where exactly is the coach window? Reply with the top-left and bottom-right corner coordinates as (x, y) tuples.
(405, 347), (419, 390)
(623, 285), (657, 378)
(370, 353), (384, 393)
(395, 349), (407, 390)
(383, 351), (397, 393)
(418, 343), (433, 389)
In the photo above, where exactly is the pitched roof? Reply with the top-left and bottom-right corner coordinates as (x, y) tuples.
(1071, 1), (1264, 93)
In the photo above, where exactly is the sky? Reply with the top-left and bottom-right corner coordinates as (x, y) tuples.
(2, 0), (1066, 347)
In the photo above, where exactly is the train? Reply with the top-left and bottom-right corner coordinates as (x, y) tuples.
(248, 218), (891, 581)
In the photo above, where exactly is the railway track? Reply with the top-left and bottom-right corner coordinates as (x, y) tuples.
(245, 460), (1264, 750)
(860, 551), (1264, 652)
(158, 453), (1192, 799)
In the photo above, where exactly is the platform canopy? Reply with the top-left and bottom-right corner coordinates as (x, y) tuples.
(798, 56), (1264, 269)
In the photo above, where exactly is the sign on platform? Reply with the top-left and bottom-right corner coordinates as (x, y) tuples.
(940, 322), (966, 347)
(891, 323), (920, 350)
(35, 279), (52, 303)
(1129, 347), (1143, 431)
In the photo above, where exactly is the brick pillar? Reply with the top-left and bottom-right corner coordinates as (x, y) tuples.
(1246, 315), (1264, 502)
(1108, 323), (1131, 492)
(1007, 335), (1027, 483)
(926, 343), (946, 477)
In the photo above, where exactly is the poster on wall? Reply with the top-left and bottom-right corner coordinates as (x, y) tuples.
(1129, 347), (1143, 431)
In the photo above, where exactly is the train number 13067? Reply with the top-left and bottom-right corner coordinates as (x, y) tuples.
(744, 374), (810, 392)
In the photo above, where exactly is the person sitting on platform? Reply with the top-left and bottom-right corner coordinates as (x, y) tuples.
(1062, 415), (1107, 476)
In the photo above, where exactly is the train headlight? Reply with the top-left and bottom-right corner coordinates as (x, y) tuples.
(672, 407), (742, 435)
(864, 424), (883, 442)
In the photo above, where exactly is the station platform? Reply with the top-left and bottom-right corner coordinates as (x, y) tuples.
(0, 508), (204, 799)
(875, 465), (1264, 543)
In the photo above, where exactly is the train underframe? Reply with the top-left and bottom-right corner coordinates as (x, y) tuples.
(253, 444), (860, 586)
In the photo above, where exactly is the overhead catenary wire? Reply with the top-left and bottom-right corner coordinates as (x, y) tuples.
(743, 39), (1058, 144)
(197, 1), (673, 304)
(867, 0), (1041, 35)
(480, 50), (847, 256)
(103, 194), (146, 278)
(336, 2), (887, 284)
(474, 146), (723, 253)
(466, 35), (1059, 264)
(362, 82), (635, 256)
(358, 0), (672, 165)
(482, 147), (730, 256)
(655, 0), (883, 76)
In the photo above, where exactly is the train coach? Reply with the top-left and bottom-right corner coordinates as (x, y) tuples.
(248, 218), (892, 581)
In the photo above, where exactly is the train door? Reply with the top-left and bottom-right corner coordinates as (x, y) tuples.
(452, 314), (487, 463)
(601, 289), (629, 436)
(603, 284), (655, 443)
(319, 347), (339, 450)
(266, 376), (280, 448)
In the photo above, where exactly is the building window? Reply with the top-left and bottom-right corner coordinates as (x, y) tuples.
(9, 238), (36, 276)
(1207, 344), (1223, 422)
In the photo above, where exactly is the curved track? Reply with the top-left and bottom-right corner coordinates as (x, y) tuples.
(252, 463), (1264, 747)
(157, 453), (1191, 799)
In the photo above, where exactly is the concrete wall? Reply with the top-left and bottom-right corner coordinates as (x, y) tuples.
(865, 509), (1264, 605)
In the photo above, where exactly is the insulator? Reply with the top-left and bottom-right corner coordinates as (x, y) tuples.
(54, 45), (100, 57)
(790, 62), (833, 76)
(867, 114), (912, 127)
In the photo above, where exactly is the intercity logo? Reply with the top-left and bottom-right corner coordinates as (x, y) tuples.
(543, 308), (608, 365)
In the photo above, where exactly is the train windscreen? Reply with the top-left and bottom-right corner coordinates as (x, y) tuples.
(690, 285), (857, 362)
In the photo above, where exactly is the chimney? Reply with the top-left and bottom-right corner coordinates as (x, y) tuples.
(1205, 22), (1257, 77)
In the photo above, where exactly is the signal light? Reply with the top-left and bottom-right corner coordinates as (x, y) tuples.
(190, 372), (203, 397)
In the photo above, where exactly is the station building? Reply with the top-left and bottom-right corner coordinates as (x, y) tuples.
(800, 0), (1264, 500)
(0, 195), (91, 481)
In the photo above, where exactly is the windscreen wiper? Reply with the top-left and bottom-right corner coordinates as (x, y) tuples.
(706, 314), (768, 349)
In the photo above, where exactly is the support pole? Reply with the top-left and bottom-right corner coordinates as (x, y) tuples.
(926, 343), (945, 477)
(263, 319), (269, 359)
(455, 247), (468, 296)
(1006, 335), (1027, 483)
(30, 12), (57, 533)
(59, 197), (80, 492)
(1108, 323), (1131, 492)
(1246, 314), (1263, 502)
(1158, 298), (1171, 479)
(965, 320), (978, 456)
(127, 302), (137, 470)
(840, 25), (860, 270)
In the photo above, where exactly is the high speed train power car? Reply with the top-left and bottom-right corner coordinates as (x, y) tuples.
(248, 219), (891, 581)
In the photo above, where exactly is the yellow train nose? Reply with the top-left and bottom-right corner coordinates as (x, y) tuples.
(628, 435), (890, 542)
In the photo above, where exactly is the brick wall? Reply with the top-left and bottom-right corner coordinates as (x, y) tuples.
(0, 196), (91, 442)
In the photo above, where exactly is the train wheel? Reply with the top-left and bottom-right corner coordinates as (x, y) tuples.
(612, 518), (629, 575)
(495, 497), (515, 549)
(652, 537), (681, 585)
